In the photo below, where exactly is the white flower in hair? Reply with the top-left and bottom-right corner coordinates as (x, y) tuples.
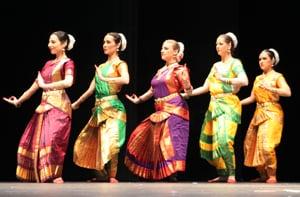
(178, 42), (185, 55)
(67, 34), (76, 51)
(119, 33), (127, 51)
(226, 32), (238, 49)
(176, 42), (185, 62)
(269, 48), (280, 65)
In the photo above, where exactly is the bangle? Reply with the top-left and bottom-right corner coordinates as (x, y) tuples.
(225, 78), (231, 84)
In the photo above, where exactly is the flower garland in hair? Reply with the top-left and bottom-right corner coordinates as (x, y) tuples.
(67, 34), (76, 50)
(226, 32), (238, 49)
(119, 33), (127, 51)
(269, 48), (280, 65)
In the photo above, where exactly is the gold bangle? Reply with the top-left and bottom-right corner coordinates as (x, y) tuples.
(225, 78), (231, 84)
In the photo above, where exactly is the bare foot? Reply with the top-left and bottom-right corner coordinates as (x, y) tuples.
(227, 176), (236, 183)
(266, 176), (277, 184)
(53, 177), (64, 184)
(109, 177), (119, 183)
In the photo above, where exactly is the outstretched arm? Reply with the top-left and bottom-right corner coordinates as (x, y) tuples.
(72, 79), (95, 110)
(240, 90), (256, 105)
(191, 80), (209, 96)
(3, 80), (39, 107)
(182, 80), (209, 98)
(125, 87), (154, 104)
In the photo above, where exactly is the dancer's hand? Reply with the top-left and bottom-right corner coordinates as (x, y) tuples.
(3, 96), (20, 107)
(95, 65), (106, 81)
(125, 93), (140, 104)
(37, 72), (48, 90)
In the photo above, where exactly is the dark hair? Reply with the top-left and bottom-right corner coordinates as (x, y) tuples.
(219, 33), (236, 54)
(106, 32), (126, 51)
(262, 48), (280, 65)
(52, 31), (69, 50)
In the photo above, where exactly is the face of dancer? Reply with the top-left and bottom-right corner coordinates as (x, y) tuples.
(160, 40), (178, 63)
(215, 35), (231, 57)
(103, 34), (120, 56)
(48, 34), (66, 55)
(259, 51), (274, 73)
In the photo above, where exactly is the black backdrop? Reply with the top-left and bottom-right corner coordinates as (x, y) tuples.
(1, 0), (299, 182)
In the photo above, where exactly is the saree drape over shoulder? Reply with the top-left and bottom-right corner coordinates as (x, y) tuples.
(244, 71), (284, 175)
(200, 58), (246, 176)
(73, 61), (126, 177)
(17, 59), (74, 182)
(125, 63), (191, 180)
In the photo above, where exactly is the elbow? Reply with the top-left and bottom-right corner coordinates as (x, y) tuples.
(64, 80), (73, 88)
(285, 90), (292, 97)
(281, 87), (292, 97)
(124, 78), (130, 85)
(238, 76), (248, 87)
(242, 79), (249, 86)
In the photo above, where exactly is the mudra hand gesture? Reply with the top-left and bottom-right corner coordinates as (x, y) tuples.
(95, 65), (106, 81)
(259, 81), (277, 93)
(259, 80), (271, 89)
(214, 65), (225, 81)
(37, 72), (48, 90)
(3, 96), (20, 107)
(125, 94), (140, 104)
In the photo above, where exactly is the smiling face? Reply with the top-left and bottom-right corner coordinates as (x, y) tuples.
(48, 34), (67, 55)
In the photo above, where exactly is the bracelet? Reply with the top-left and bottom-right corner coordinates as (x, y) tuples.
(224, 78), (231, 84)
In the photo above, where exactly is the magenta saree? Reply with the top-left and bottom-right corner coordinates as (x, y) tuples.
(16, 59), (74, 182)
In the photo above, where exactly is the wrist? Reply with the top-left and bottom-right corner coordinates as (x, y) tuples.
(271, 88), (277, 93)
(138, 96), (144, 103)
(223, 78), (232, 84)
(185, 93), (190, 99)
(15, 100), (21, 108)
